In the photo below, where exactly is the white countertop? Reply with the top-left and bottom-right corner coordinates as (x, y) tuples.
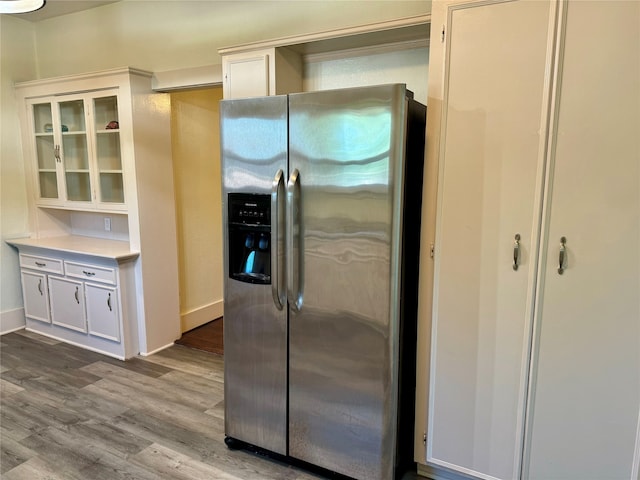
(7, 235), (139, 261)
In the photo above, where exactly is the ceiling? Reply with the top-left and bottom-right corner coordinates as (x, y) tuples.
(8, 0), (119, 22)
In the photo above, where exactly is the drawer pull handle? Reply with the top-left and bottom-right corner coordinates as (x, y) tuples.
(82, 270), (96, 276)
(74, 286), (80, 304)
(35, 262), (46, 267)
(513, 233), (521, 271)
(107, 293), (112, 311)
(38, 279), (43, 295)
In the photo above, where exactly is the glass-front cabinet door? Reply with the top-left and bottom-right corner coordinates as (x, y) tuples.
(59, 97), (91, 203)
(26, 89), (125, 211)
(31, 101), (60, 200)
(92, 94), (124, 205)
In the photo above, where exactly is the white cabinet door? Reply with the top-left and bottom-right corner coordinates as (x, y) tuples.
(28, 99), (63, 203)
(524, 2), (640, 479)
(223, 52), (270, 99)
(48, 276), (87, 333)
(427, 1), (554, 479)
(21, 271), (50, 323)
(85, 283), (120, 342)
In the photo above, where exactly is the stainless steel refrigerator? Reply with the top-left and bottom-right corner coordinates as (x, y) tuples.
(221, 84), (426, 480)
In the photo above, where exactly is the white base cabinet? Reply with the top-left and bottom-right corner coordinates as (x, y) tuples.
(85, 283), (120, 342)
(49, 276), (86, 333)
(418, 1), (640, 479)
(20, 253), (61, 324)
(12, 240), (138, 360)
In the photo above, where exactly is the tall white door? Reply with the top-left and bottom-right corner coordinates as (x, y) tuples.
(427, 1), (555, 479)
(524, 2), (640, 479)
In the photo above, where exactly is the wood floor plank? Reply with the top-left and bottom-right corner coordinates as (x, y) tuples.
(19, 425), (159, 480)
(84, 377), (225, 436)
(204, 398), (225, 420)
(131, 442), (244, 480)
(141, 346), (224, 379)
(0, 377), (24, 397)
(81, 360), (221, 412)
(2, 456), (70, 480)
(0, 432), (37, 474)
(156, 368), (225, 397)
(14, 329), (61, 345)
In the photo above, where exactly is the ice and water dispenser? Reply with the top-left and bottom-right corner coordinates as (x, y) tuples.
(227, 193), (271, 284)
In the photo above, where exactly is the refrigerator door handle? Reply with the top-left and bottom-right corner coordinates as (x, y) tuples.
(271, 169), (286, 310)
(287, 169), (303, 311)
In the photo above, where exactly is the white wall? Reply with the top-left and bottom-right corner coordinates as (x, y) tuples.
(170, 87), (225, 332)
(34, 1), (431, 78)
(0, 16), (37, 333)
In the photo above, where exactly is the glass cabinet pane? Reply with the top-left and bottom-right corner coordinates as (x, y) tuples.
(33, 103), (53, 133)
(96, 133), (122, 170)
(100, 174), (124, 203)
(39, 172), (58, 198)
(32, 102), (59, 199)
(65, 172), (91, 201)
(59, 99), (91, 202)
(59, 100), (85, 133)
(36, 136), (56, 170)
(62, 135), (89, 171)
(94, 96), (119, 131)
(94, 96), (124, 204)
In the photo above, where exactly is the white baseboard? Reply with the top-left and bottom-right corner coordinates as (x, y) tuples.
(0, 308), (25, 335)
(417, 463), (469, 480)
(181, 299), (223, 333)
(139, 341), (175, 357)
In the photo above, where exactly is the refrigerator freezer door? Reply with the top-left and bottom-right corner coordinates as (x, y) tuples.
(221, 96), (288, 455)
(287, 85), (408, 480)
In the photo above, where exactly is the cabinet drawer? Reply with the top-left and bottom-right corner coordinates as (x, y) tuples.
(65, 261), (116, 285)
(19, 253), (63, 274)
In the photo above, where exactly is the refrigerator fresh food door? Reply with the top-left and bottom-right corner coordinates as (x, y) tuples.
(220, 95), (288, 455)
(287, 84), (408, 480)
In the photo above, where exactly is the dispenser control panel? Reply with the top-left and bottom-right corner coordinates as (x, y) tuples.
(228, 193), (270, 226)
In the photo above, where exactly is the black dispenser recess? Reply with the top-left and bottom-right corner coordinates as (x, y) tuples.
(227, 193), (271, 284)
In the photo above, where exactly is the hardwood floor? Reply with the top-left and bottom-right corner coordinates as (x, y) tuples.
(175, 318), (224, 355)
(1, 330), (425, 480)
(0, 330), (322, 480)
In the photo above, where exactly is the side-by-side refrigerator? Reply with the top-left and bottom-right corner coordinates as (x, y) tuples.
(221, 84), (426, 480)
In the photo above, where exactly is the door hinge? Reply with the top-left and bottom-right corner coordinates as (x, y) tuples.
(423, 432), (427, 445)
(430, 243), (435, 258)
(441, 25), (445, 43)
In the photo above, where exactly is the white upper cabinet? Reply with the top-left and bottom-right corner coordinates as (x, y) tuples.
(221, 47), (302, 99)
(24, 90), (124, 211)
